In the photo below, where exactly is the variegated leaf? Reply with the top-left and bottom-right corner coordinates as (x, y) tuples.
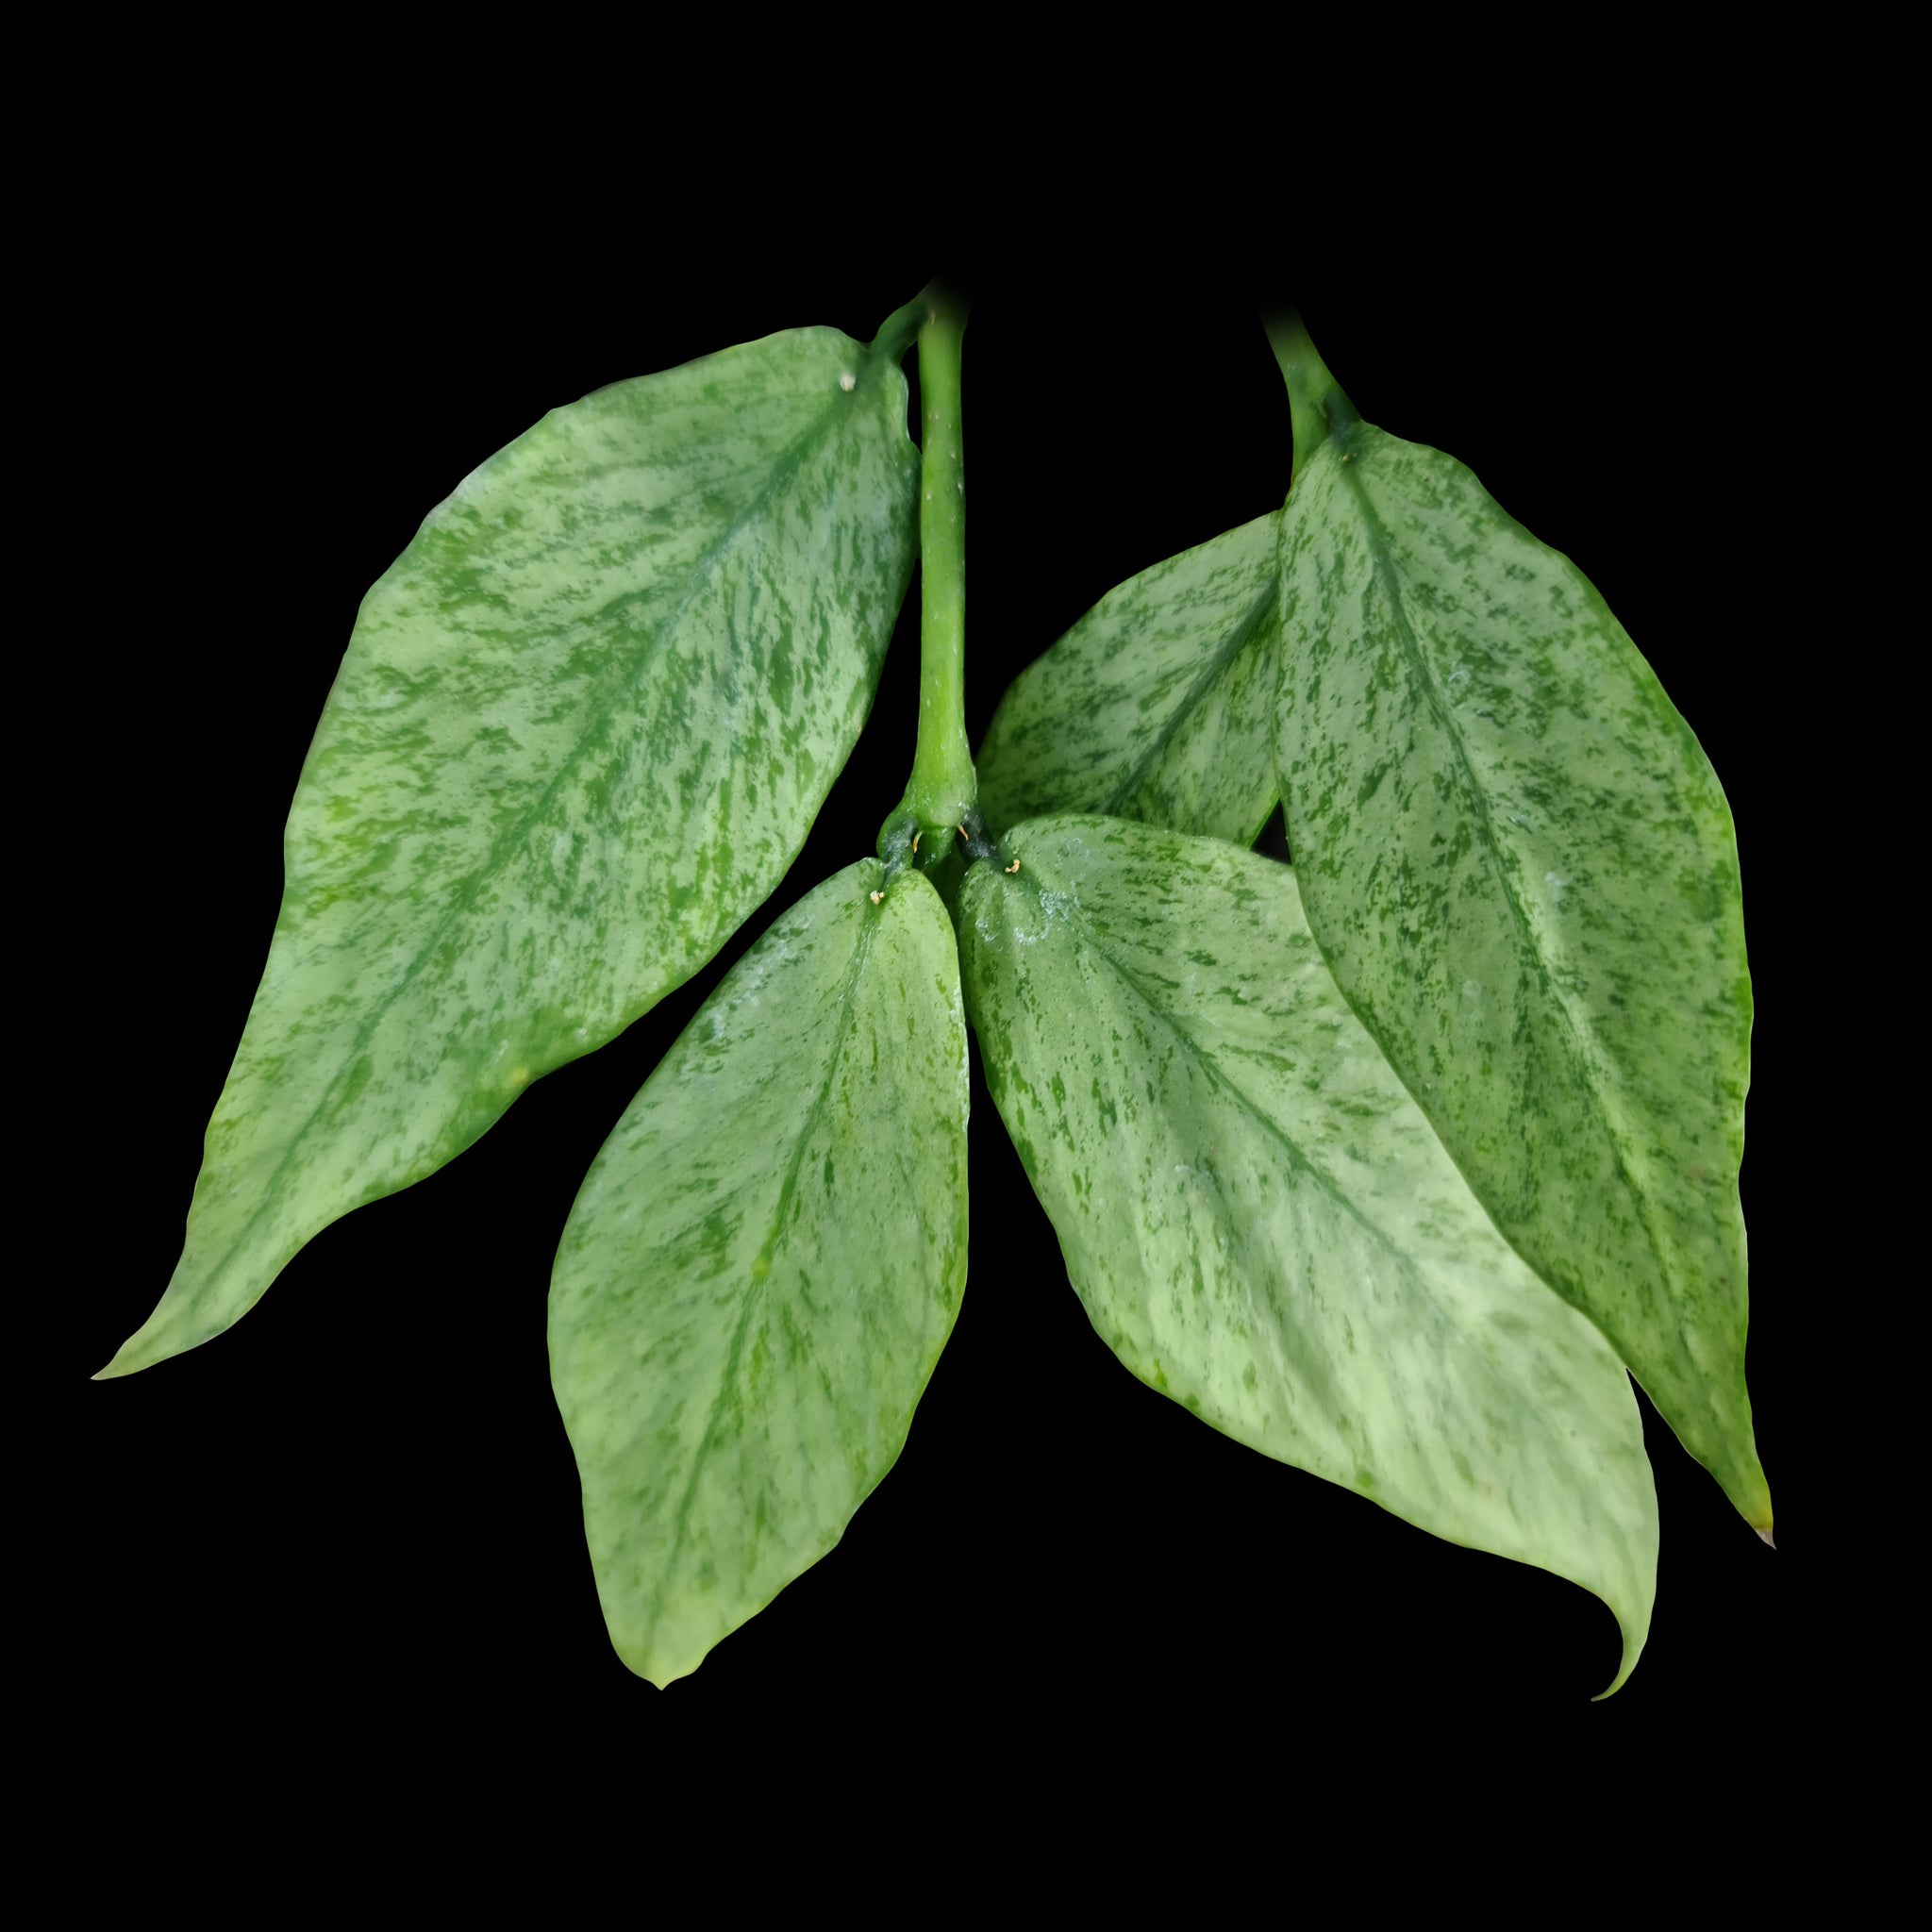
(974, 513), (1279, 843)
(106, 326), (918, 1377)
(550, 862), (968, 1686)
(1268, 317), (1767, 1531)
(960, 818), (1658, 1693)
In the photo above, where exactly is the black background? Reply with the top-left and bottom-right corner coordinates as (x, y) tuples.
(41, 174), (1856, 1795)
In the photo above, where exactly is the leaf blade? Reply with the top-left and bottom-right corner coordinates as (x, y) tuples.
(549, 863), (968, 1686)
(1272, 348), (1766, 1527)
(108, 327), (917, 1376)
(960, 818), (1658, 1691)
(975, 513), (1280, 842)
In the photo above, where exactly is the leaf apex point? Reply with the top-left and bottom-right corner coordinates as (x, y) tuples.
(1755, 1524), (1777, 1550)
(1591, 1653), (1641, 1701)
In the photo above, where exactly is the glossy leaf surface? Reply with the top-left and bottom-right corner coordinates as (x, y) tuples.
(550, 862), (968, 1685)
(961, 818), (1658, 1691)
(975, 513), (1279, 843)
(107, 327), (918, 1377)
(1270, 322), (1766, 1529)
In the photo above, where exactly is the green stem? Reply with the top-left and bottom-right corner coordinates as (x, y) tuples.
(877, 285), (987, 891)
(907, 289), (974, 831)
(1263, 309), (1358, 490)
(870, 296), (929, 365)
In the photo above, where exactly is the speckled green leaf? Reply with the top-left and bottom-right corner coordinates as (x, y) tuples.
(1269, 321), (1767, 1532)
(975, 514), (1279, 842)
(105, 327), (918, 1378)
(551, 861), (968, 1686)
(960, 817), (1657, 1692)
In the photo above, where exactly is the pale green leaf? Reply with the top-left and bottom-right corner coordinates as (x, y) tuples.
(959, 818), (1657, 1692)
(974, 513), (1279, 843)
(550, 862), (968, 1686)
(1270, 321), (1767, 1530)
(105, 327), (918, 1378)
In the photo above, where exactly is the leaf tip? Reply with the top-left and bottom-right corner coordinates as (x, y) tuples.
(614, 1634), (704, 1691)
(1755, 1524), (1776, 1550)
(92, 1318), (175, 1380)
(1591, 1651), (1641, 1702)
(1590, 1602), (1649, 1701)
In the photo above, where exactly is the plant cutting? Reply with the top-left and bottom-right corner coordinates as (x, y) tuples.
(101, 280), (1771, 1695)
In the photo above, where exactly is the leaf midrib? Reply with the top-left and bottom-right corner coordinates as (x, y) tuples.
(1009, 855), (1555, 1423)
(1021, 861), (1426, 1289)
(1314, 440), (1679, 1318)
(646, 890), (883, 1639)
(1101, 572), (1279, 817)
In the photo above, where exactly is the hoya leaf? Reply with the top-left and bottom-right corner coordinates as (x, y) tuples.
(549, 862), (968, 1686)
(1269, 318), (1767, 1531)
(106, 327), (918, 1378)
(975, 514), (1279, 843)
(960, 818), (1658, 1692)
